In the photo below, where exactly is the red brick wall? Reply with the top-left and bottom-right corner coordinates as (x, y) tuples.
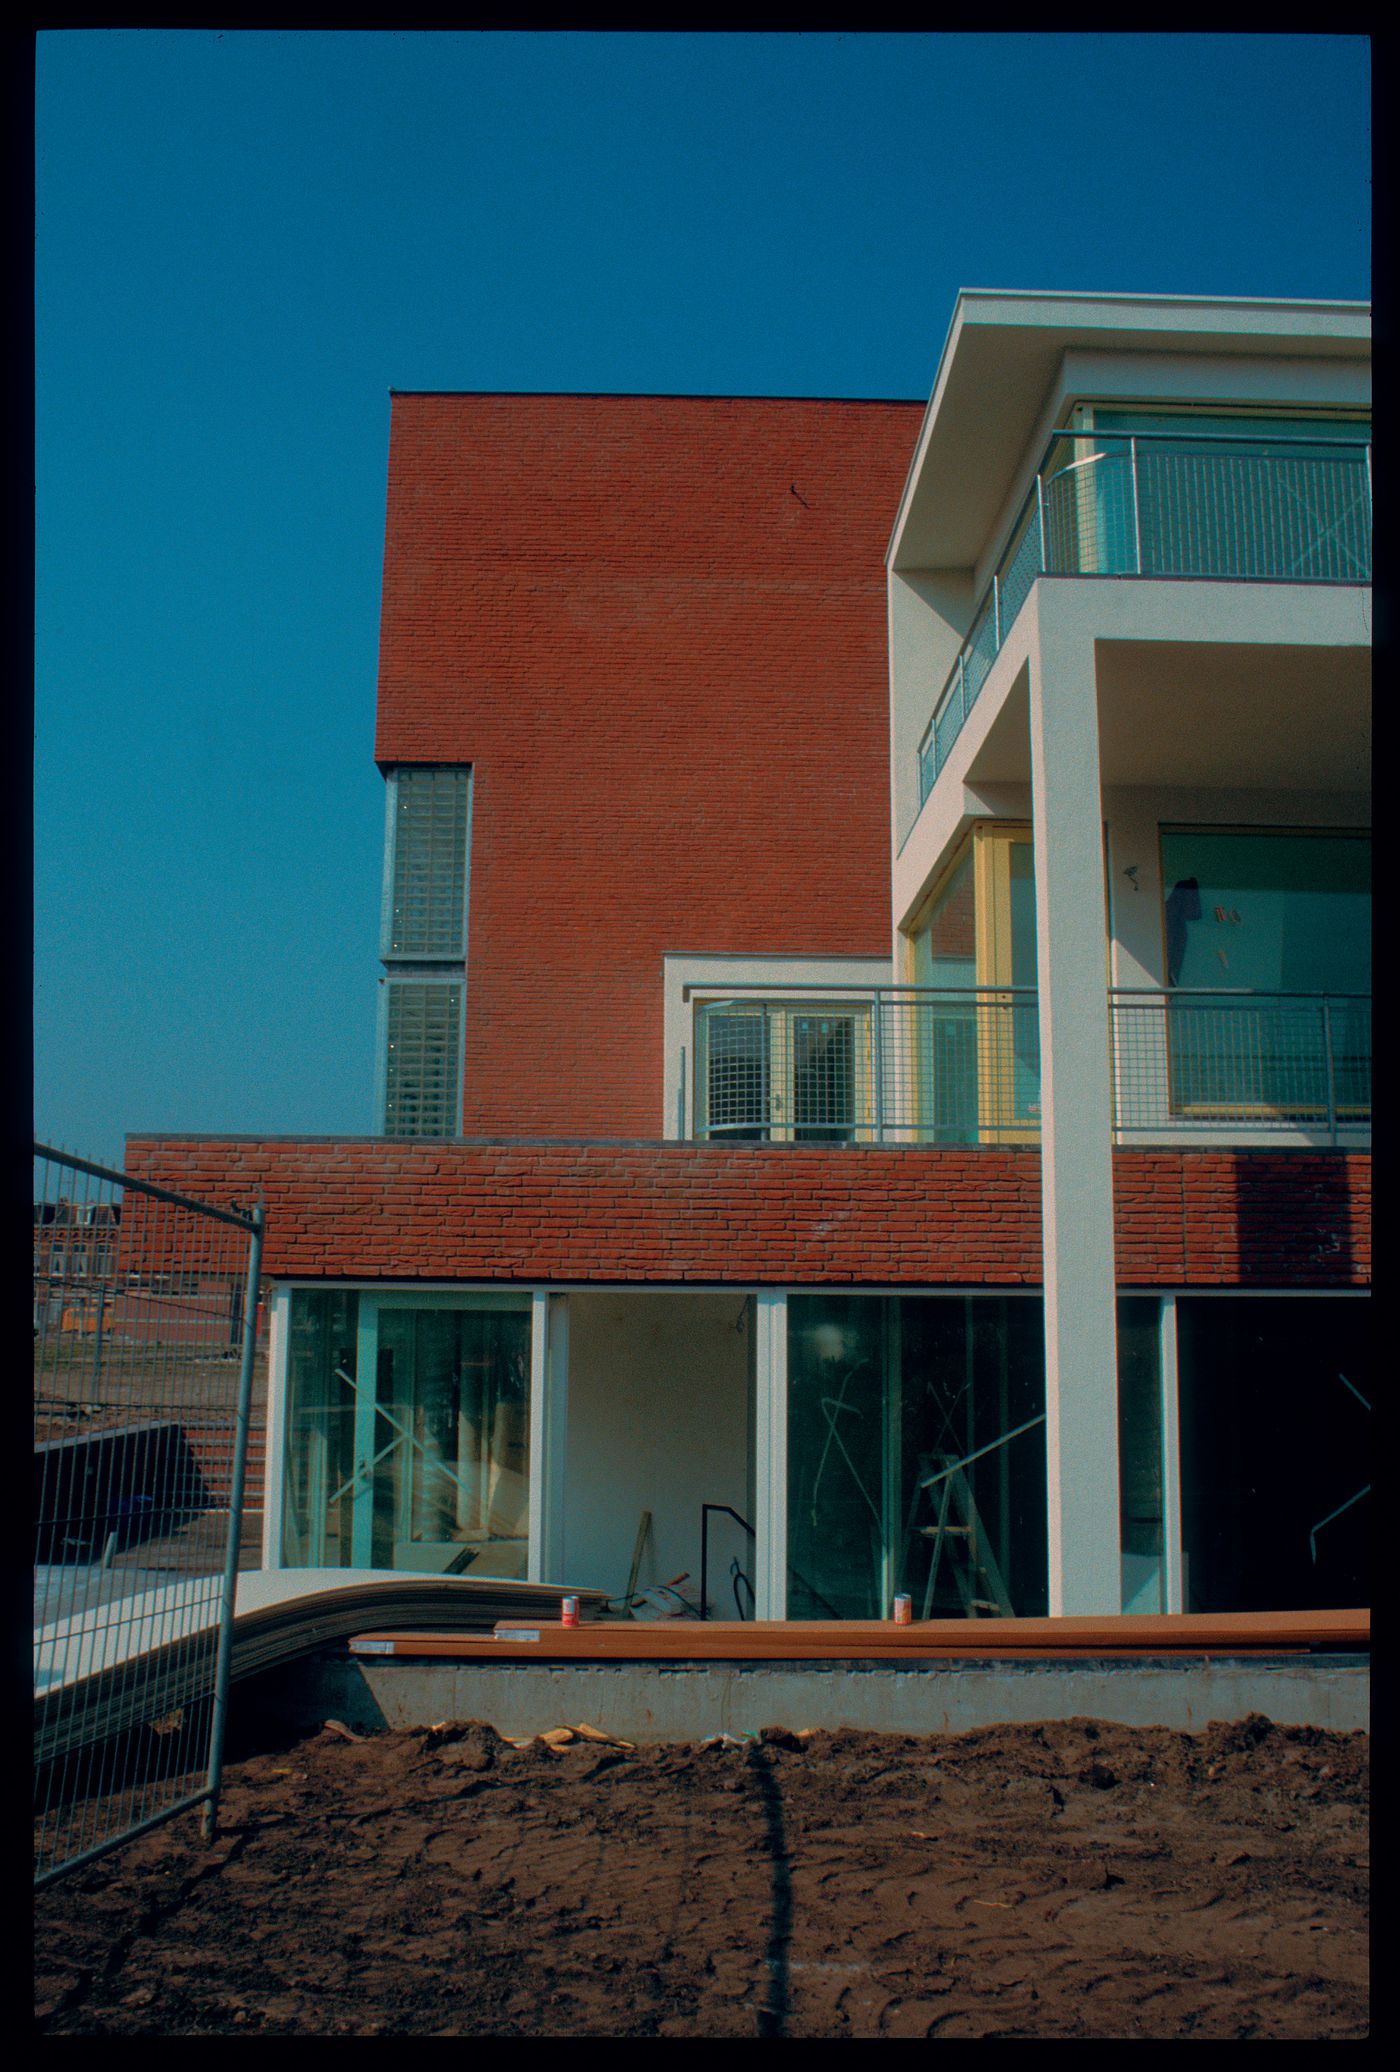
(374, 394), (923, 1137)
(126, 1139), (1370, 1291)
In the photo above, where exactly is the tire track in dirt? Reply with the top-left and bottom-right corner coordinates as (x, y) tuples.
(35, 1714), (1368, 2038)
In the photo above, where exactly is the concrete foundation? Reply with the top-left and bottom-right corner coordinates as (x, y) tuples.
(236, 1650), (1369, 1746)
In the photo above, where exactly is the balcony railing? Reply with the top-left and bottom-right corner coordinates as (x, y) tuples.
(1110, 990), (1371, 1142)
(690, 987), (1370, 1148)
(917, 427), (1372, 802)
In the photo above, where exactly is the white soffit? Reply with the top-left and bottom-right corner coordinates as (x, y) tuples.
(889, 291), (1371, 575)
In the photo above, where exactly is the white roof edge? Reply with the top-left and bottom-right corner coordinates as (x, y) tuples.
(885, 287), (1371, 567)
(885, 292), (968, 566)
(954, 287), (1370, 314)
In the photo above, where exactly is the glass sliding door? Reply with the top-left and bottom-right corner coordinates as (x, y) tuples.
(1176, 1297), (1369, 1613)
(696, 1003), (872, 1142)
(786, 1294), (1049, 1621)
(283, 1289), (532, 1576)
(1117, 1298), (1166, 1613)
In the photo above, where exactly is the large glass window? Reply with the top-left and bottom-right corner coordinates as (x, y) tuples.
(786, 1295), (1048, 1620)
(1160, 829), (1370, 1119)
(283, 1290), (532, 1576)
(1117, 1297), (1165, 1613)
(905, 827), (1040, 1144)
(1176, 1297), (1369, 1613)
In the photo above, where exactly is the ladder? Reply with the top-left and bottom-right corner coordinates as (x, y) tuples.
(904, 1451), (1014, 1619)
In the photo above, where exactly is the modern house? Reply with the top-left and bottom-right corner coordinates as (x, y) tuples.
(128, 291), (1371, 1626)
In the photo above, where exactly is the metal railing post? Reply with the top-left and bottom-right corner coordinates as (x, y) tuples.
(1321, 999), (1337, 1147)
(1130, 436), (1143, 574)
(873, 991), (886, 1144)
(202, 1201), (265, 1843)
(1036, 472), (1048, 572)
(992, 570), (1001, 649)
(957, 652), (967, 727)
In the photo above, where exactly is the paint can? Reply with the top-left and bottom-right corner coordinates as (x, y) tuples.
(892, 1594), (912, 1625)
(560, 1596), (580, 1628)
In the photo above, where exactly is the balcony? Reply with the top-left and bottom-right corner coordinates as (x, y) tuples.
(690, 988), (1370, 1148)
(917, 428), (1372, 802)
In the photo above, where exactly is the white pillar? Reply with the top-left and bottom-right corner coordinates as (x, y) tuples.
(262, 1285), (290, 1569)
(752, 1291), (789, 1619)
(1159, 1294), (1184, 1615)
(528, 1290), (568, 1584)
(1026, 600), (1122, 1615)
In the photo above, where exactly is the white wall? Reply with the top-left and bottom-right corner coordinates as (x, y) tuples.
(562, 1291), (753, 1610)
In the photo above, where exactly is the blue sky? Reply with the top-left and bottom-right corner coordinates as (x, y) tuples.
(34, 31), (1371, 1166)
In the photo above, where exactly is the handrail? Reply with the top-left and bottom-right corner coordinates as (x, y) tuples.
(689, 982), (1367, 1000)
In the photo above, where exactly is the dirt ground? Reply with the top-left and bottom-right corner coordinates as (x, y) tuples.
(34, 1711), (1368, 2039)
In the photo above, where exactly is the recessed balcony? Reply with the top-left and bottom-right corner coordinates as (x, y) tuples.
(689, 987), (1370, 1149)
(917, 428), (1372, 802)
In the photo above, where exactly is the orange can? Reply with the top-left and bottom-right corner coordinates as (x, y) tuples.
(560, 1596), (580, 1628)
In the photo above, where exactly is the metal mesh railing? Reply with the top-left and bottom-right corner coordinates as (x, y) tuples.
(694, 991), (1041, 1145)
(1111, 991), (1371, 1141)
(33, 1146), (263, 1887)
(918, 429), (1372, 801)
(690, 988), (1370, 1148)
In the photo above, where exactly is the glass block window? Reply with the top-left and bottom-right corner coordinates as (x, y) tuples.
(377, 766), (469, 1137)
(384, 767), (470, 958)
(382, 979), (463, 1138)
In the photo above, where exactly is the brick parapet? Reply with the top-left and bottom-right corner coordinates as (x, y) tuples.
(125, 1139), (1370, 1291)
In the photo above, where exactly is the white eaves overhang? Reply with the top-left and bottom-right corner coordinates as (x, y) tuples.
(887, 290), (1371, 575)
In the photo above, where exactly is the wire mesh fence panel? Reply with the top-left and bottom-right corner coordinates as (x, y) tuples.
(33, 1145), (263, 1887)
(1109, 993), (1371, 1141)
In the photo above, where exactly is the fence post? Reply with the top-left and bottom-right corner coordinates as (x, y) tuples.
(873, 992), (886, 1144)
(1036, 472), (1048, 572)
(1130, 437), (1143, 574)
(202, 1201), (265, 1843)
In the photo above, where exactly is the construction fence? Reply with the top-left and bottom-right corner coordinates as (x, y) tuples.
(33, 1144), (264, 1887)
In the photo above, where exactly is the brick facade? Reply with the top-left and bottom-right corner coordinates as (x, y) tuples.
(375, 393), (923, 1137)
(126, 1138), (1370, 1291)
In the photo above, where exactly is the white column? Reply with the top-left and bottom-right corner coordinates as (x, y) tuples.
(545, 1294), (569, 1580)
(262, 1285), (290, 1569)
(1159, 1294), (1184, 1614)
(751, 1291), (789, 1620)
(1026, 598), (1122, 1615)
(527, 1290), (568, 1584)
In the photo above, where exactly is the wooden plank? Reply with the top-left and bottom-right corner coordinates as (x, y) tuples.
(343, 1603), (1366, 1663)
(348, 1631), (1311, 1663)
(487, 1608), (1368, 1651)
